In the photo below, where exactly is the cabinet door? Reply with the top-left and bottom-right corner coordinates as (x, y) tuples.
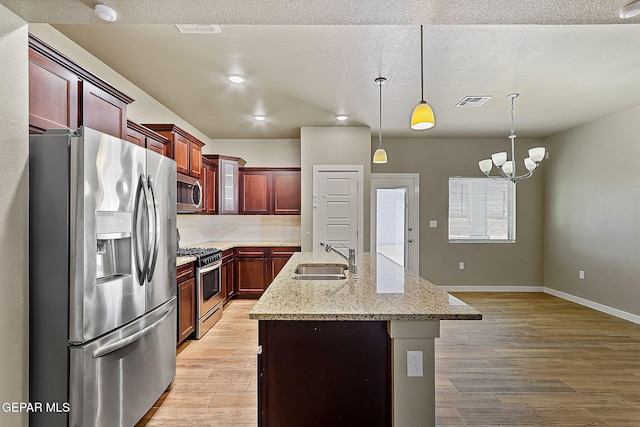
(125, 126), (146, 147)
(189, 141), (203, 179)
(269, 247), (300, 282)
(28, 49), (79, 132)
(221, 250), (235, 301)
(219, 159), (239, 214)
(146, 136), (169, 157)
(173, 133), (190, 175)
(177, 278), (195, 344)
(81, 81), (127, 139)
(236, 248), (268, 297)
(203, 163), (217, 214)
(273, 170), (301, 214)
(240, 170), (272, 214)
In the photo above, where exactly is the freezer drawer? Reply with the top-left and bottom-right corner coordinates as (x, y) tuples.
(69, 297), (177, 427)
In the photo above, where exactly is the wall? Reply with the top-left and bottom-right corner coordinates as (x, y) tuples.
(0, 5), (28, 426)
(300, 127), (371, 251)
(544, 105), (640, 316)
(28, 24), (211, 144)
(204, 139), (300, 167)
(372, 137), (545, 287)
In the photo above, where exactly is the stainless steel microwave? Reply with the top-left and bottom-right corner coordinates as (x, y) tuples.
(176, 173), (202, 213)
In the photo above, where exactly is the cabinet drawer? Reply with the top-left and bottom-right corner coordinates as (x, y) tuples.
(177, 262), (194, 283)
(269, 247), (300, 258)
(236, 247), (268, 258)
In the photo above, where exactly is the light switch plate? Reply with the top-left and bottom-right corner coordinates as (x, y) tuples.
(429, 220), (437, 228)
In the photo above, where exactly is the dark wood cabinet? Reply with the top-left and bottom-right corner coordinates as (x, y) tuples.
(235, 247), (269, 298)
(239, 168), (301, 215)
(273, 170), (302, 214)
(221, 249), (235, 302)
(269, 247), (300, 282)
(234, 246), (300, 298)
(143, 124), (205, 179)
(176, 262), (196, 344)
(203, 155), (247, 215)
(125, 120), (170, 157)
(258, 320), (391, 427)
(201, 158), (218, 214)
(28, 34), (133, 138)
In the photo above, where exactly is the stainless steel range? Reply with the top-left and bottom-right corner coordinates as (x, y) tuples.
(177, 247), (223, 338)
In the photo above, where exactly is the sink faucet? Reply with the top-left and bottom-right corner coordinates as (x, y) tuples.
(322, 242), (357, 276)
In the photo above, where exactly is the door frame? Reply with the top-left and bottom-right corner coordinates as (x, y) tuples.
(370, 173), (420, 274)
(312, 165), (364, 254)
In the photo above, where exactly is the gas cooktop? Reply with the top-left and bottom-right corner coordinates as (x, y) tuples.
(177, 247), (222, 267)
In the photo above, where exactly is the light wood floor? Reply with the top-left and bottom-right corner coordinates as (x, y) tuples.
(137, 293), (640, 426)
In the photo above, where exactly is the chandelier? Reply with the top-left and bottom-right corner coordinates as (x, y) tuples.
(478, 93), (545, 183)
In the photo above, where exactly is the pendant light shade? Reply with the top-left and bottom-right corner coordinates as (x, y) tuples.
(411, 25), (435, 130)
(373, 77), (388, 164)
(411, 101), (435, 130)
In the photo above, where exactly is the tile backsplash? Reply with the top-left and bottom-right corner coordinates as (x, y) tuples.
(177, 215), (301, 247)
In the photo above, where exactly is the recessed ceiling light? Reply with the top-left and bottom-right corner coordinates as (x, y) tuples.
(253, 115), (266, 121)
(94, 4), (117, 22)
(336, 115), (349, 121)
(620, 1), (640, 18)
(227, 74), (246, 84)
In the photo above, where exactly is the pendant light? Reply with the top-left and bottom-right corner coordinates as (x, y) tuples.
(373, 77), (388, 164)
(410, 25), (435, 130)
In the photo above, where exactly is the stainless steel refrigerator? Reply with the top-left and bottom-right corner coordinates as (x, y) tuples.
(29, 127), (177, 426)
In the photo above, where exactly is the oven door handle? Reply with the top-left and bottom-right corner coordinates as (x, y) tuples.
(199, 261), (222, 274)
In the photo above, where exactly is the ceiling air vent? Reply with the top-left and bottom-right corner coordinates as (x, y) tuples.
(455, 96), (492, 107)
(175, 24), (221, 34)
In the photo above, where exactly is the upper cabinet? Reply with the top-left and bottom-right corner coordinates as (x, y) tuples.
(201, 157), (217, 214)
(28, 34), (133, 138)
(240, 168), (301, 215)
(143, 124), (205, 179)
(125, 120), (170, 157)
(203, 155), (247, 215)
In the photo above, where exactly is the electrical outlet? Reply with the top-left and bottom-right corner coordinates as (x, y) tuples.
(459, 262), (465, 270)
(407, 351), (423, 377)
(579, 270), (585, 280)
(429, 220), (437, 228)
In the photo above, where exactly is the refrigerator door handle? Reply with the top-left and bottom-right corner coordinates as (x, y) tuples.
(91, 303), (175, 359)
(133, 173), (151, 285)
(146, 175), (161, 281)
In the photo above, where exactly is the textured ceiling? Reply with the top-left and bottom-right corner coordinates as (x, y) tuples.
(4, 1), (640, 139)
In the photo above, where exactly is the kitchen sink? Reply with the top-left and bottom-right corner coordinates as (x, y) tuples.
(291, 264), (348, 280)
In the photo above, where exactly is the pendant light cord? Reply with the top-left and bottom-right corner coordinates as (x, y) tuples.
(378, 78), (383, 149)
(420, 25), (424, 103)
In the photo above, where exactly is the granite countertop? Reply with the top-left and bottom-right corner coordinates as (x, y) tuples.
(177, 256), (197, 267)
(249, 252), (482, 321)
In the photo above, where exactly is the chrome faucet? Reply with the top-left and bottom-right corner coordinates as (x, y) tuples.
(322, 242), (357, 276)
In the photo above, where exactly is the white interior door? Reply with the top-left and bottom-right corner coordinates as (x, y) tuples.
(313, 166), (363, 255)
(371, 173), (419, 274)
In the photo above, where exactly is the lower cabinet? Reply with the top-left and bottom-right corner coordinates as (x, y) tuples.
(235, 246), (301, 298)
(221, 249), (235, 302)
(177, 262), (196, 344)
(235, 248), (269, 298)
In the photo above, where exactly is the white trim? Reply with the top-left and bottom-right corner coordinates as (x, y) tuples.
(370, 173), (420, 274)
(544, 287), (640, 325)
(312, 165), (364, 255)
(439, 286), (544, 292)
(439, 285), (640, 326)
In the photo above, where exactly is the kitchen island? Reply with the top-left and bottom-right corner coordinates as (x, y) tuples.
(249, 252), (481, 427)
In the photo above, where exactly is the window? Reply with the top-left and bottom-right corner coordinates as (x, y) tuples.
(448, 177), (515, 242)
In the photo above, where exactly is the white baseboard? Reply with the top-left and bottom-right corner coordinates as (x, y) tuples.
(439, 286), (544, 292)
(438, 285), (640, 326)
(544, 287), (640, 325)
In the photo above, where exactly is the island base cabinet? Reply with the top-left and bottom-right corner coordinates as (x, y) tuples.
(257, 320), (391, 427)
